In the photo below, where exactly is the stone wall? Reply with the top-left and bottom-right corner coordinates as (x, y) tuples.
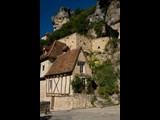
(53, 94), (94, 111)
(58, 33), (77, 50)
(92, 37), (110, 53)
(58, 33), (110, 53)
(40, 101), (50, 114)
(76, 33), (92, 51)
(58, 33), (92, 51)
(40, 80), (51, 101)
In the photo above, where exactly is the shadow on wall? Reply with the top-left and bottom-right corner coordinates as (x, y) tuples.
(105, 24), (119, 38)
(40, 115), (52, 120)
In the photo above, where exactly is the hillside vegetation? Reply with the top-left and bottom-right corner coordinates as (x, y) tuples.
(40, 0), (120, 105)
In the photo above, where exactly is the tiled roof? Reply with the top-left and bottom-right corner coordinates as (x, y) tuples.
(40, 40), (69, 61)
(46, 47), (81, 76)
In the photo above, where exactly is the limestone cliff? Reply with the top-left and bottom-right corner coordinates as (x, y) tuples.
(105, 0), (120, 38)
(87, 0), (120, 39)
(87, 0), (109, 22)
(51, 7), (72, 31)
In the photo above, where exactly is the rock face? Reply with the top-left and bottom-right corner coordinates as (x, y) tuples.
(87, 0), (108, 23)
(105, 0), (120, 38)
(51, 7), (71, 31)
(87, 0), (120, 38)
(109, 93), (120, 105)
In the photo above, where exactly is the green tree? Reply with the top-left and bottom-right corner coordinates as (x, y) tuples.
(40, 39), (51, 51)
(72, 75), (85, 93)
(95, 60), (119, 98)
(85, 50), (101, 74)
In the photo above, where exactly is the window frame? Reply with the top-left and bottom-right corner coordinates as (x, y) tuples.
(77, 61), (85, 73)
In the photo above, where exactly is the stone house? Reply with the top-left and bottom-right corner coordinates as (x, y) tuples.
(40, 40), (92, 111)
(40, 40), (70, 101)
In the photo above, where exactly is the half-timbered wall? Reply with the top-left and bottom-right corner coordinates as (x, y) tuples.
(46, 74), (73, 96)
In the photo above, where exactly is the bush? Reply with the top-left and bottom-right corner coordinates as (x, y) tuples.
(71, 75), (85, 93)
(95, 60), (119, 98)
(86, 76), (98, 94)
(89, 20), (106, 38)
(40, 39), (51, 51)
(105, 37), (120, 53)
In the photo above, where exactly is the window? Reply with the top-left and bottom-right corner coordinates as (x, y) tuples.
(80, 64), (83, 73)
(42, 65), (45, 71)
(98, 46), (100, 49)
(77, 61), (85, 73)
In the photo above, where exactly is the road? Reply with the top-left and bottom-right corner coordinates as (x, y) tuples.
(40, 105), (120, 120)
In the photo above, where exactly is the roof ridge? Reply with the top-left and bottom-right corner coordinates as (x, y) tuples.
(57, 47), (81, 58)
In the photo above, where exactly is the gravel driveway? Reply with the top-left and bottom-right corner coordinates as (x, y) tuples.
(40, 105), (120, 120)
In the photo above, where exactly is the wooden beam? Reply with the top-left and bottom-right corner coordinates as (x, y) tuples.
(52, 77), (55, 94)
(69, 75), (71, 94)
(64, 74), (67, 94)
(53, 76), (60, 93)
(61, 75), (63, 94)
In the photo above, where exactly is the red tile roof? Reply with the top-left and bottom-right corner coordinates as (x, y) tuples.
(40, 40), (69, 61)
(46, 47), (82, 76)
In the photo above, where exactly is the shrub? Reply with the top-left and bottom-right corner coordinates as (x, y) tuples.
(105, 37), (120, 54)
(86, 76), (98, 94)
(95, 60), (119, 98)
(71, 75), (85, 93)
(40, 39), (51, 51)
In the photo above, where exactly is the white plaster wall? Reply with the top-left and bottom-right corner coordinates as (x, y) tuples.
(40, 60), (53, 78)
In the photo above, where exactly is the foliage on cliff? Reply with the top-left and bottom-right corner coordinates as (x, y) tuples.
(40, 5), (97, 51)
(40, 1), (120, 101)
(95, 60), (119, 98)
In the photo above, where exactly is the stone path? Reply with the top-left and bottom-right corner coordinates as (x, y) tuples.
(40, 105), (120, 120)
